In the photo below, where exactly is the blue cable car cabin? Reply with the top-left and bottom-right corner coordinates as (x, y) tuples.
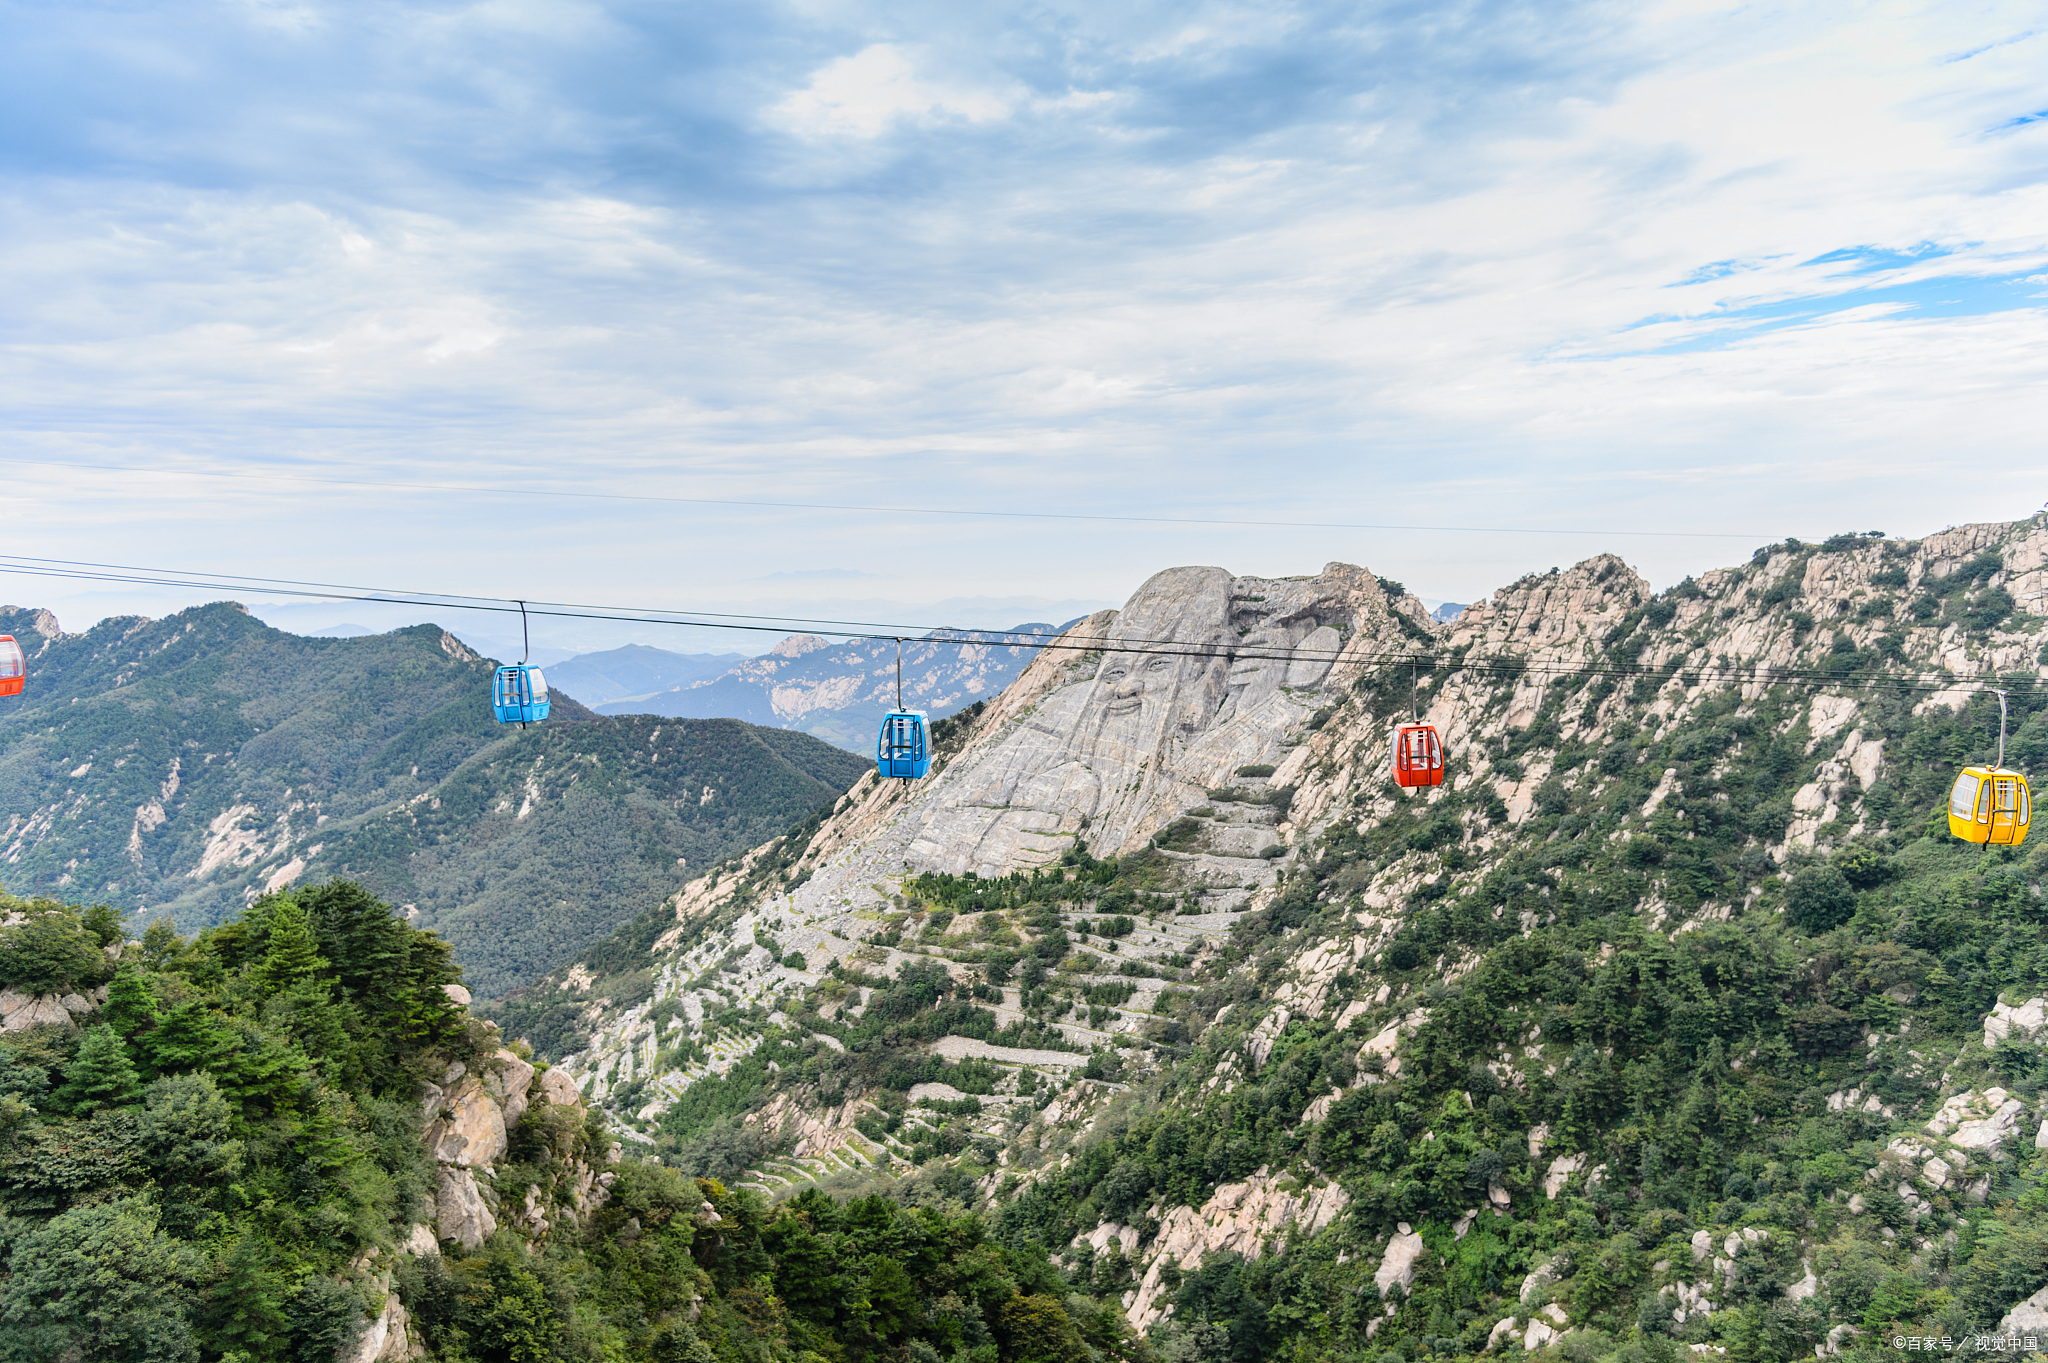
(493, 664), (550, 725)
(877, 709), (931, 779)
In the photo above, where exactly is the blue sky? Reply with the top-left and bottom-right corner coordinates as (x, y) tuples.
(2, 0), (2046, 658)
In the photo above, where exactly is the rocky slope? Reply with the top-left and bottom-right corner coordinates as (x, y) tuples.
(0, 602), (867, 995)
(499, 517), (2048, 1360)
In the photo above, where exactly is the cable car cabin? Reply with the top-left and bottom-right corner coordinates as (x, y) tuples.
(0, 635), (22, 698)
(1949, 766), (2032, 847)
(1392, 722), (1444, 788)
(492, 664), (550, 725)
(877, 710), (931, 780)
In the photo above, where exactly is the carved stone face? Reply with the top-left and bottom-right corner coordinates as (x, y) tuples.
(905, 565), (1371, 876)
(1222, 620), (1296, 719)
(1096, 648), (1193, 719)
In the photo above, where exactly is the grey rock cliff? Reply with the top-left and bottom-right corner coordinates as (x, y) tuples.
(904, 562), (1421, 876)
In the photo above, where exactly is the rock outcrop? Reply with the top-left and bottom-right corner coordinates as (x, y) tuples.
(1124, 1170), (1350, 1330)
(1999, 1284), (2048, 1336)
(1375, 1223), (1428, 1297)
(0, 986), (103, 1032)
(420, 1042), (609, 1251)
(424, 1071), (509, 1167)
(1985, 997), (2048, 1048)
(900, 563), (1416, 876)
(436, 1165), (498, 1250)
(343, 1285), (423, 1363)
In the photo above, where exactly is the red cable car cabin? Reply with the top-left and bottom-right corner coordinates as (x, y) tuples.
(1392, 722), (1444, 788)
(0, 635), (23, 698)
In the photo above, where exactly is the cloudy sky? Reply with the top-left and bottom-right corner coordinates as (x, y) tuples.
(3, 0), (2045, 657)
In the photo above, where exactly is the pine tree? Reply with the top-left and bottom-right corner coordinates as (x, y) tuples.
(102, 964), (160, 1044)
(198, 1234), (289, 1362)
(54, 1022), (143, 1112)
(141, 999), (228, 1077)
(250, 896), (326, 995)
(140, 915), (184, 970)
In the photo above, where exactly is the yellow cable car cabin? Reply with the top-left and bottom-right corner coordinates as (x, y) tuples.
(1949, 766), (2031, 847)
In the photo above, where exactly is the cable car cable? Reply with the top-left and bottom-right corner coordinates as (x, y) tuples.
(0, 553), (2005, 688)
(0, 555), (2035, 701)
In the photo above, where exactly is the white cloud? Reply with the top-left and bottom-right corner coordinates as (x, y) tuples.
(770, 44), (1013, 140)
(4, 0), (2048, 626)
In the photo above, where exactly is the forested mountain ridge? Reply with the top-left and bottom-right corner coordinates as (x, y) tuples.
(509, 517), (2048, 1363)
(0, 885), (1118, 1363)
(0, 603), (867, 996)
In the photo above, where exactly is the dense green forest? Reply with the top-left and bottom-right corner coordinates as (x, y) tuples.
(0, 886), (1114, 1363)
(0, 603), (867, 996)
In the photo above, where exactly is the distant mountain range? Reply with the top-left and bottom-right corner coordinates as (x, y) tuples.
(0, 603), (865, 997)
(543, 644), (746, 706)
(589, 623), (1074, 751)
(1430, 601), (1467, 622)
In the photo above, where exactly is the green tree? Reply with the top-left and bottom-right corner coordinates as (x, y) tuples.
(285, 1276), (365, 1363)
(250, 897), (327, 996)
(995, 1295), (1089, 1363)
(140, 1001), (227, 1078)
(0, 904), (103, 993)
(459, 1251), (557, 1363)
(137, 1071), (242, 1188)
(0, 1197), (203, 1363)
(103, 965), (161, 1043)
(80, 903), (125, 949)
(197, 1234), (290, 1362)
(139, 916), (184, 970)
(1786, 864), (1856, 933)
(55, 1023), (143, 1113)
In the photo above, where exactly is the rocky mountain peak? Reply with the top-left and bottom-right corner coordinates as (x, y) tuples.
(765, 633), (832, 660)
(1450, 552), (1649, 656)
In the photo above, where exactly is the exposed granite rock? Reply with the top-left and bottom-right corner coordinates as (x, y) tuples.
(436, 1165), (497, 1249)
(1375, 1223), (1427, 1298)
(425, 1077), (507, 1166)
(749, 1091), (886, 1163)
(487, 1048), (537, 1129)
(343, 1290), (424, 1363)
(1818, 1324), (1860, 1357)
(1986, 997), (2048, 1048)
(1927, 1088), (2028, 1155)
(0, 989), (83, 1031)
(902, 563), (1416, 876)
(1543, 1153), (1585, 1198)
(1999, 1284), (2048, 1336)
(1125, 1170), (1349, 1330)
(537, 1066), (581, 1108)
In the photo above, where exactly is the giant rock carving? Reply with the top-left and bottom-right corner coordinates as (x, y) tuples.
(902, 562), (1416, 878)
